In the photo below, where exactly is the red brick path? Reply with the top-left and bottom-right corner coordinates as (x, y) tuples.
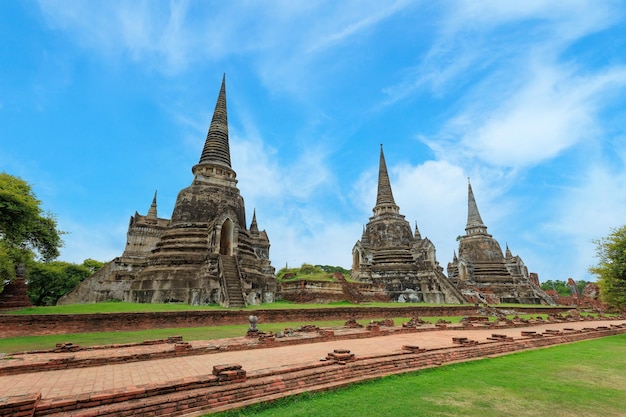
(0, 319), (624, 416)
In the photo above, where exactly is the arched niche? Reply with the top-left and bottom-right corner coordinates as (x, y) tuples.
(219, 218), (234, 256)
(352, 249), (362, 270)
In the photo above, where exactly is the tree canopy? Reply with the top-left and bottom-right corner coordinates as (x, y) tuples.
(276, 264), (350, 280)
(540, 279), (586, 297)
(589, 225), (626, 310)
(27, 260), (98, 306)
(0, 172), (64, 284)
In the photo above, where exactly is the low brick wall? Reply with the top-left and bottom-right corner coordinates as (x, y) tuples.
(0, 306), (572, 338)
(1, 325), (621, 417)
(0, 393), (40, 417)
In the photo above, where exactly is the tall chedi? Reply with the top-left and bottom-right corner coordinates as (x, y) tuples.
(447, 179), (554, 305)
(351, 145), (466, 304)
(59, 75), (277, 307)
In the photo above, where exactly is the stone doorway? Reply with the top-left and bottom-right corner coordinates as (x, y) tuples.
(219, 218), (233, 256)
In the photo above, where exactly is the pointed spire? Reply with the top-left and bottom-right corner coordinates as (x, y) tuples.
(199, 74), (231, 168)
(361, 225), (368, 244)
(505, 243), (512, 258)
(465, 178), (487, 235)
(453, 250), (458, 262)
(250, 209), (259, 233)
(414, 220), (422, 240)
(376, 144), (396, 206)
(147, 191), (157, 218)
(373, 145), (400, 216)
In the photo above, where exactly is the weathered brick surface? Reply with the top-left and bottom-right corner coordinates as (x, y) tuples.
(1, 324), (622, 417)
(0, 393), (40, 417)
(0, 306), (573, 338)
(4, 317), (621, 377)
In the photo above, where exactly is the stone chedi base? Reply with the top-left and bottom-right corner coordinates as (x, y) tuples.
(59, 76), (276, 307)
(351, 146), (466, 304)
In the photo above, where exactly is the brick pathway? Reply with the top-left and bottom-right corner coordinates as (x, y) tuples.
(0, 320), (623, 401)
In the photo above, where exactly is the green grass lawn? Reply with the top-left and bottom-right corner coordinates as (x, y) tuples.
(3, 300), (453, 314)
(0, 314), (563, 354)
(3, 302), (226, 315)
(3, 300), (560, 315)
(211, 334), (626, 417)
(0, 317), (411, 353)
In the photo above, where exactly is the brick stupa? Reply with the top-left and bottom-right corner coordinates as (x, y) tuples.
(447, 180), (554, 305)
(351, 146), (466, 304)
(59, 76), (277, 307)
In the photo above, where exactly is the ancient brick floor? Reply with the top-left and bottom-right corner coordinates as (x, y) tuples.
(1, 319), (623, 402)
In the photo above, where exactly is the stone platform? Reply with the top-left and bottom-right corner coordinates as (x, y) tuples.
(0, 319), (624, 416)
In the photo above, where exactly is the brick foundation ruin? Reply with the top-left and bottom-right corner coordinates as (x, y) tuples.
(1, 320), (623, 417)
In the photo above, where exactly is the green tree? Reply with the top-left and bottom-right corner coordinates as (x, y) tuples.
(27, 261), (93, 306)
(316, 265), (350, 274)
(82, 258), (106, 273)
(541, 280), (568, 296)
(0, 173), (64, 284)
(589, 225), (626, 310)
(540, 279), (587, 297)
(299, 263), (323, 274)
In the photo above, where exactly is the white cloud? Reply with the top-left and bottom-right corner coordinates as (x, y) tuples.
(38, 0), (199, 73)
(391, 160), (467, 263)
(230, 135), (283, 202)
(541, 160), (626, 280)
(37, 0), (413, 83)
(450, 64), (626, 168)
(264, 214), (360, 270)
(231, 135), (334, 206)
(383, 1), (622, 103)
(304, 0), (410, 54)
(57, 217), (128, 264)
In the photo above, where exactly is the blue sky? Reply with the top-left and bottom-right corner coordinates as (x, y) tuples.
(1, 1), (625, 283)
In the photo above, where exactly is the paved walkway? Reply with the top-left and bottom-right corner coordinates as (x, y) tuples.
(0, 320), (623, 400)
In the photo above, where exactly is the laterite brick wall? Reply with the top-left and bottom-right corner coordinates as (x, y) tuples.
(0, 306), (572, 338)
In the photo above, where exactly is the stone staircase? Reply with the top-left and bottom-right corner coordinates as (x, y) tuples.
(334, 272), (365, 303)
(220, 255), (245, 308)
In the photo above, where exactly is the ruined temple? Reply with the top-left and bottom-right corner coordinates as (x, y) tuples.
(447, 180), (554, 305)
(0, 264), (32, 310)
(351, 146), (466, 304)
(59, 76), (277, 307)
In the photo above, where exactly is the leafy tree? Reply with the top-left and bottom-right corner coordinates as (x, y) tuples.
(0, 173), (64, 285)
(276, 266), (300, 279)
(540, 279), (587, 297)
(316, 265), (350, 274)
(276, 264), (349, 280)
(299, 263), (323, 274)
(541, 280), (568, 296)
(589, 225), (626, 310)
(82, 258), (106, 273)
(27, 261), (93, 306)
